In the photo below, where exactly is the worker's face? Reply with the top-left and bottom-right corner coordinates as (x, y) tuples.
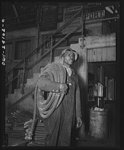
(63, 52), (75, 65)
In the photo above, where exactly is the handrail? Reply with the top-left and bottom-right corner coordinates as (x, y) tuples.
(7, 25), (81, 112)
(27, 25), (81, 71)
(6, 7), (82, 105)
(6, 25), (81, 88)
(53, 8), (82, 35)
(6, 25), (81, 87)
(6, 39), (48, 76)
(6, 8), (82, 76)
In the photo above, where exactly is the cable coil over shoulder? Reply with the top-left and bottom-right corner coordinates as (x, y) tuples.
(37, 62), (67, 118)
(27, 63), (67, 141)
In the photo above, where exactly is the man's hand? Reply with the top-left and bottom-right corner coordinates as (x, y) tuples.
(76, 117), (82, 128)
(59, 83), (68, 94)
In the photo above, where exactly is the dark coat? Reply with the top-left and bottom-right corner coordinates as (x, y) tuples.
(37, 63), (82, 146)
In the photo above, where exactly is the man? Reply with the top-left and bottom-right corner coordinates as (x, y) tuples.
(25, 48), (82, 146)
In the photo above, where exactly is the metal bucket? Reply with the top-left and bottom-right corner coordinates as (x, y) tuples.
(89, 109), (108, 139)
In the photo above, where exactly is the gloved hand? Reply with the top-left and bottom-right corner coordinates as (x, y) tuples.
(59, 83), (68, 94)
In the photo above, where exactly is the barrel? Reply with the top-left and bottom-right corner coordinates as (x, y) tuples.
(89, 109), (108, 139)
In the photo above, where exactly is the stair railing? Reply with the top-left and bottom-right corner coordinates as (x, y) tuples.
(7, 24), (81, 112)
(6, 7), (82, 95)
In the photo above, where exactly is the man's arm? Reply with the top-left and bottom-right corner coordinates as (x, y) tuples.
(76, 83), (82, 118)
(76, 78), (82, 128)
(37, 74), (68, 93)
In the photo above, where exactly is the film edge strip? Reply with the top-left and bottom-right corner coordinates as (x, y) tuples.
(2, 19), (5, 66)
